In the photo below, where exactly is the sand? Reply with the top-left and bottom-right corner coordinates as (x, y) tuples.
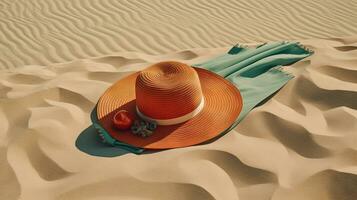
(1, 0), (357, 69)
(1, 37), (357, 199)
(1, 0), (357, 200)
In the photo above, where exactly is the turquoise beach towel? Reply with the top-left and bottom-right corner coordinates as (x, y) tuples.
(76, 41), (313, 156)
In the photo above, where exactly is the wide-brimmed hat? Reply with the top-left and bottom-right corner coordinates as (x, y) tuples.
(96, 61), (243, 149)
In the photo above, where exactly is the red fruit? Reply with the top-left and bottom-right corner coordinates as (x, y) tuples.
(113, 110), (134, 130)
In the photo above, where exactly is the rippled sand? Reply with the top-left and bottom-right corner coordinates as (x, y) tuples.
(1, 36), (357, 199)
(1, 0), (357, 199)
(1, 0), (357, 69)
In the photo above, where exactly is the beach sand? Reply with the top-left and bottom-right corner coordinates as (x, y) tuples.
(1, 0), (357, 69)
(1, 1), (357, 200)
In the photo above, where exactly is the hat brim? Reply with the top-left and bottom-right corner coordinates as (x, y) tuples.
(97, 67), (243, 149)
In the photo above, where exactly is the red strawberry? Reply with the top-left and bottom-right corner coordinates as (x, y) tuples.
(113, 110), (134, 130)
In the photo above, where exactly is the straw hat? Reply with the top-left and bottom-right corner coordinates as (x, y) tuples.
(96, 61), (243, 149)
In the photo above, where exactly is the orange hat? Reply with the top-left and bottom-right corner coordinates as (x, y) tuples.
(96, 61), (243, 149)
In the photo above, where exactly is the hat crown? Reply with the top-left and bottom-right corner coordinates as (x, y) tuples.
(135, 61), (203, 120)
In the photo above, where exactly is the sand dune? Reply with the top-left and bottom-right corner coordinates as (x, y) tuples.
(1, 37), (356, 199)
(1, 0), (357, 69)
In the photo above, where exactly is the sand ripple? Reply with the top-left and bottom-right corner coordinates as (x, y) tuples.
(1, 0), (357, 69)
(0, 37), (357, 199)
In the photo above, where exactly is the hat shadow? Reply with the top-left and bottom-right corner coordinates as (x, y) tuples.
(75, 120), (232, 157)
(75, 124), (168, 157)
(75, 100), (180, 157)
(75, 125), (130, 157)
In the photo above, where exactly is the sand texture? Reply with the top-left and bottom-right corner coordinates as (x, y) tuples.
(1, 0), (357, 69)
(0, 36), (357, 200)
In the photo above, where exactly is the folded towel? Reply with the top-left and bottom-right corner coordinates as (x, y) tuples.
(76, 41), (313, 156)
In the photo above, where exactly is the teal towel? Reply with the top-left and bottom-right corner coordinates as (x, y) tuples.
(76, 41), (313, 156)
